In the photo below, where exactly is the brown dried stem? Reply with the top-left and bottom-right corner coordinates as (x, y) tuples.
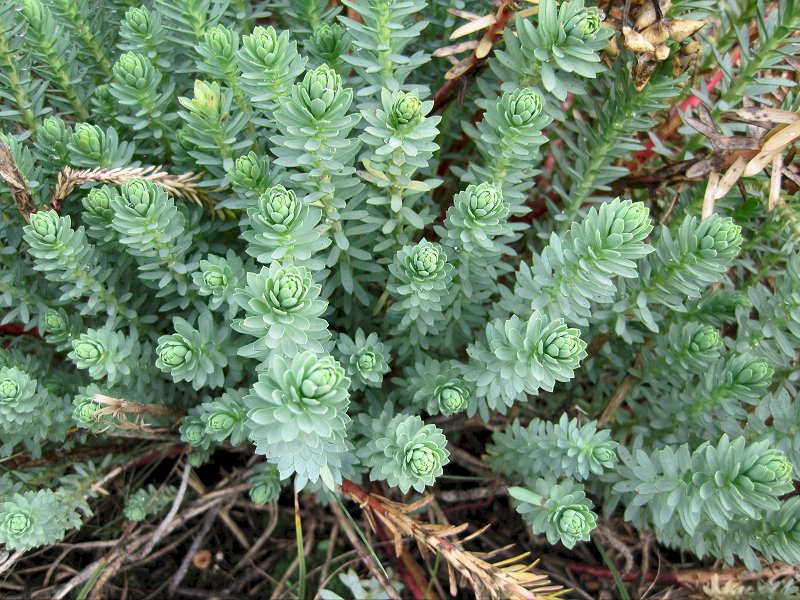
(339, 480), (564, 600)
(432, 0), (519, 110)
(598, 350), (645, 427)
(49, 165), (222, 214)
(0, 138), (36, 221)
(92, 393), (185, 432)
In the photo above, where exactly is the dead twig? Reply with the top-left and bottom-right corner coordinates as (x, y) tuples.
(339, 480), (563, 600)
(0, 138), (36, 221)
(329, 499), (402, 600)
(187, 472), (251, 550)
(167, 499), (225, 596)
(232, 501), (280, 573)
(48, 165), (225, 216)
(598, 351), (645, 427)
(92, 393), (185, 432)
(126, 458), (192, 563)
(432, 0), (520, 110)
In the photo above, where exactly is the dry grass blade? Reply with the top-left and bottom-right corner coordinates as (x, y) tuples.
(0, 138), (36, 221)
(49, 165), (227, 216)
(339, 480), (565, 599)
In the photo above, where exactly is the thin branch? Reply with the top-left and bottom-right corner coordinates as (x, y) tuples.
(329, 499), (402, 600)
(167, 500), (224, 596)
(126, 458), (192, 563)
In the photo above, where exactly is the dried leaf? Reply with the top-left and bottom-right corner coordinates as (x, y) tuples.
(450, 13), (497, 40)
(761, 120), (800, 153)
(725, 107), (800, 127)
(685, 116), (721, 140)
(635, 0), (672, 29)
(744, 149), (782, 177)
(432, 40), (479, 57)
(447, 8), (482, 21)
(444, 58), (475, 80)
(475, 37), (494, 58)
(703, 171), (721, 217)
(633, 53), (659, 90)
(623, 26), (656, 52)
(668, 19), (706, 42)
(713, 154), (748, 200)
(655, 43), (670, 61)
(641, 22), (670, 45)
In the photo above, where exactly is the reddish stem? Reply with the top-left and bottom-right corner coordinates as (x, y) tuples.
(564, 562), (679, 584)
(0, 323), (39, 337)
(372, 517), (427, 600)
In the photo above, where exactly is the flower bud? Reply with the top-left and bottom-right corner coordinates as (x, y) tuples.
(689, 325), (722, 354)
(71, 124), (105, 159)
(36, 117), (70, 166)
(207, 412), (234, 434)
(28, 211), (60, 244)
(204, 25), (236, 61)
(465, 183), (503, 221)
(72, 339), (104, 364)
(249, 483), (272, 504)
(0, 377), (19, 402)
(592, 446), (615, 465)
(120, 178), (159, 217)
(435, 382), (469, 416)
(544, 331), (583, 361)
(410, 244), (443, 278)
(307, 23), (350, 66)
(700, 218), (742, 257)
(389, 92), (423, 129)
(113, 52), (152, 87)
(300, 65), (341, 117)
(356, 351), (377, 372)
(245, 26), (279, 65)
(123, 6), (152, 36)
(192, 80), (223, 114)
(747, 451), (793, 485)
(229, 152), (270, 192)
(608, 201), (651, 244)
(181, 418), (207, 446)
(84, 186), (115, 219)
(506, 88), (543, 126)
(733, 358), (772, 387)
(125, 504), (146, 522)
(267, 270), (308, 311)
(302, 360), (343, 397)
(73, 397), (101, 425)
(257, 185), (298, 230)
(5, 511), (32, 536)
(557, 507), (590, 536)
(42, 309), (68, 335)
(248, 466), (281, 504)
(21, 0), (45, 29)
(574, 10), (602, 39)
(203, 269), (227, 290)
(158, 339), (193, 368)
(407, 445), (437, 476)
